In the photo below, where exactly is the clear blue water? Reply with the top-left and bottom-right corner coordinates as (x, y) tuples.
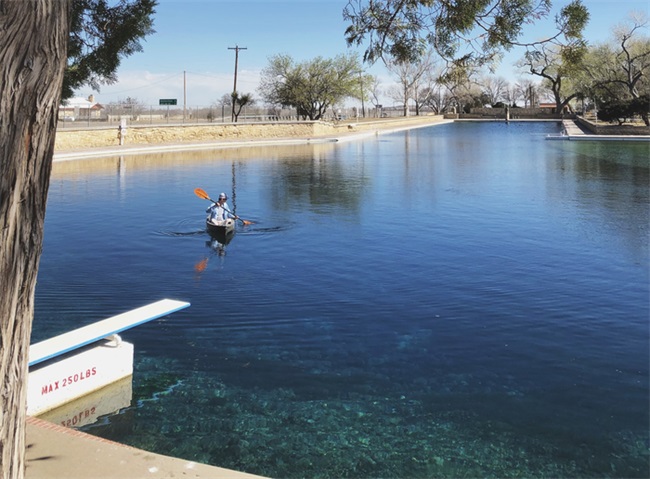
(34, 122), (649, 478)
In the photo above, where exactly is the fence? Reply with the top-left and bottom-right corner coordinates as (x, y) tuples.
(56, 104), (409, 129)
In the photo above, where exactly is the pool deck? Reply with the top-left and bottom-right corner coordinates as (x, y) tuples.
(545, 119), (650, 141)
(26, 416), (267, 479)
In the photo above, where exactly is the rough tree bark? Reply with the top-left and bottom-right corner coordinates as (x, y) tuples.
(0, 1), (70, 477)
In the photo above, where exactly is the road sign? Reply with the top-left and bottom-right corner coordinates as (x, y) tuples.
(159, 99), (177, 105)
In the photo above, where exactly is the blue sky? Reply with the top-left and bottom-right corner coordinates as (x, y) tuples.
(76, 0), (649, 107)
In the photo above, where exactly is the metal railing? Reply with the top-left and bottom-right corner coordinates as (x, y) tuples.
(56, 105), (411, 128)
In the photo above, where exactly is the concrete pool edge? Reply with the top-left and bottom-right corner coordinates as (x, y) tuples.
(53, 118), (648, 163)
(52, 117), (455, 162)
(26, 416), (268, 479)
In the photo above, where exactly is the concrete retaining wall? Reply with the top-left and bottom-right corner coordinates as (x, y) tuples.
(468, 107), (563, 119)
(575, 117), (650, 136)
(54, 116), (447, 151)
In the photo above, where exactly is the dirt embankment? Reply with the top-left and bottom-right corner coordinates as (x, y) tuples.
(54, 116), (448, 152)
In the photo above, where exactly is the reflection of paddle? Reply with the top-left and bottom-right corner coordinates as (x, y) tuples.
(194, 257), (209, 273)
(194, 188), (254, 225)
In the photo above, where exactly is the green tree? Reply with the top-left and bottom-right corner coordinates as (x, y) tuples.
(343, 0), (589, 67)
(513, 1), (590, 113)
(231, 91), (255, 122)
(0, 2), (156, 477)
(259, 53), (362, 120)
(598, 94), (650, 125)
(64, 0), (156, 100)
(517, 41), (587, 113)
(598, 98), (635, 125)
(631, 94), (650, 125)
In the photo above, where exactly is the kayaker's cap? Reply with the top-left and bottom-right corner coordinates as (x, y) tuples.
(218, 193), (227, 200)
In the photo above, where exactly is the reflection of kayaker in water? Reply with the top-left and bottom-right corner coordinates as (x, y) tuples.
(208, 238), (227, 256)
(206, 192), (233, 225)
(193, 237), (227, 277)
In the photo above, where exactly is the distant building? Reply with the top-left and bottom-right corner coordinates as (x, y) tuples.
(59, 95), (104, 121)
(538, 102), (570, 114)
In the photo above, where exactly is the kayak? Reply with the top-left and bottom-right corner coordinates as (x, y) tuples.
(206, 218), (235, 235)
(206, 218), (235, 242)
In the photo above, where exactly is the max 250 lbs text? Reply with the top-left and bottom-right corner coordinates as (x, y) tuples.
(40, 367), (98, 395)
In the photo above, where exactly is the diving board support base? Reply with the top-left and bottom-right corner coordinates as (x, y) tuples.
(28, 339), (134, 416)
(27, 299), (190, 417)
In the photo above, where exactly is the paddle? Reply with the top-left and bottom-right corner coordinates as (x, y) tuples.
(194, 187), (254, 225)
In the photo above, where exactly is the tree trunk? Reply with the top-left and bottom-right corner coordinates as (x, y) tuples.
(0, 2), (70, 477)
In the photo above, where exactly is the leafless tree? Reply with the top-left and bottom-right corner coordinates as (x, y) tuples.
(583, 12), (650, 101)
(385, 51), (435, 116)
(479, 76), (510, 106)
(438, 61), (483, 113)
(386, 52), (434, 116)
(368, 75), (383, 116)
(611, 12), (650, 98)
(419, 84), (455, 114)
(108, 96), (147, 120)
(515, 78), (541, 107)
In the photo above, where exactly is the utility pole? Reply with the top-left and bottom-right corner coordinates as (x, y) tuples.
(228, 45), (247, 122)
(183, 70), (186, 123)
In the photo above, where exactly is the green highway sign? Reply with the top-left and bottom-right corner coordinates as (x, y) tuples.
(159, 99), (177, 105)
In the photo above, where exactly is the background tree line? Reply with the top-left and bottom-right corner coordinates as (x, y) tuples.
(248, 10), (648, 124)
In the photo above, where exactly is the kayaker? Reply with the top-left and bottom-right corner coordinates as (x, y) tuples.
(206, 192), (233, 225)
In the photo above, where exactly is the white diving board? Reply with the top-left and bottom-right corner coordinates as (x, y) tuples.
(29, 299), (190, 367)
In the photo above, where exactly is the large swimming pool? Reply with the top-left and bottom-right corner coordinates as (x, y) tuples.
(35, 121), (649, 478)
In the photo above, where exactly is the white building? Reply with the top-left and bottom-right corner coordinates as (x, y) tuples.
(59, 95), (104, 121)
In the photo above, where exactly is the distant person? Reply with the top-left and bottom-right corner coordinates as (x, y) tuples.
(206, 192), (232, 225)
